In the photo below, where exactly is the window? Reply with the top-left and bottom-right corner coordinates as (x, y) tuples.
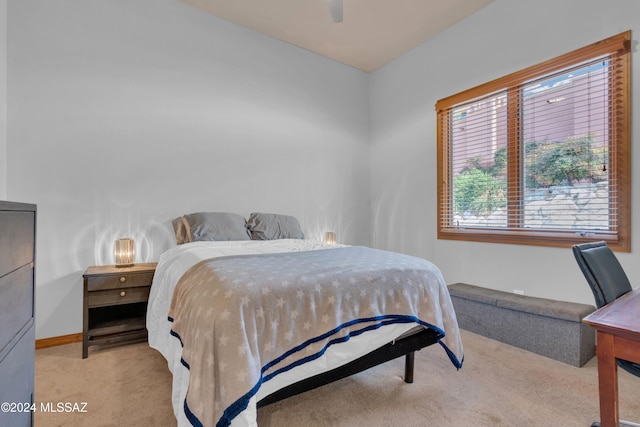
(436, 31), (631, 251)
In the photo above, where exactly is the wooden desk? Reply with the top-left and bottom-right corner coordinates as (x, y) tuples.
(583, 288), (640, 427)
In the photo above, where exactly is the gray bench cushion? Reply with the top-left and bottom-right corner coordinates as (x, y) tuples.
(449, 283), (594, 322)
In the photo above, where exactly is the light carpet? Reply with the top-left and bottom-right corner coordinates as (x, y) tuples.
(34, 329), (640, 426)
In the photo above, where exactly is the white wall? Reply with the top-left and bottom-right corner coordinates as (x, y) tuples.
(370, 0), (640, 305)
(0, 0), (6, 199)
(9, 0), (638, 340)
(7, 0), (371, 339)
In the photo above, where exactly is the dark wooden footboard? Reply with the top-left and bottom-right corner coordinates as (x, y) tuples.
(257, 327), (438, 407)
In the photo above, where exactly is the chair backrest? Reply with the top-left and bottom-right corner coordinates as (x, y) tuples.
(572, 241), (632, 308)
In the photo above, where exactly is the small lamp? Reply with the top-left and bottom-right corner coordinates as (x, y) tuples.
(324, 231), (337, 244)
(114, 238), (135, 268)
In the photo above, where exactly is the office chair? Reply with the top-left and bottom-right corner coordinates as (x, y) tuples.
(573, 241), (640, 427)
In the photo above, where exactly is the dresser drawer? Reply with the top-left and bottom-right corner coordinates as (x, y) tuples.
(87, 286), (150, 307)
(0, 321), (34, 427)
(0, 210), (35, 278)
(0, 265), (34, 355)
(86, 271), (154, 292)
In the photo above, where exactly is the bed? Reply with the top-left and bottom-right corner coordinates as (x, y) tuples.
(146, 212), (464, 427)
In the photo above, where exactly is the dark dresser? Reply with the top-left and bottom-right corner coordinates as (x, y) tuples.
(0, 201), (36, 427)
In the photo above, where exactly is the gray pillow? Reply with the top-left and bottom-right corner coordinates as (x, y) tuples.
(246, 213), (304, 240)
(172, 212), (251, 244)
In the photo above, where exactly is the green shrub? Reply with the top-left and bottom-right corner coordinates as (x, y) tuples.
(525, 134), (607, 188)
(453, 133), (605, 217)
(453, 169), (506, 216)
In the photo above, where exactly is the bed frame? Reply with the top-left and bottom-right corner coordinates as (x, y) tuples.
(257, 327), (438, 407)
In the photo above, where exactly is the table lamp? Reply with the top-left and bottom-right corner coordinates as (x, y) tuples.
(114, 238), (135, 267)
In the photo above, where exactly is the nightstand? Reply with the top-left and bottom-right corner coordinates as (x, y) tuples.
(82, 263), (157, 358)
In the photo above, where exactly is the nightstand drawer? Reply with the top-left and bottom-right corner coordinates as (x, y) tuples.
(87, 286), (150, 307)
(86, 272), (154, 292)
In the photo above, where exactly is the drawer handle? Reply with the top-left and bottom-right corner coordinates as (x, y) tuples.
(119, 277), (127, 283)
(120, 291), (126, 297)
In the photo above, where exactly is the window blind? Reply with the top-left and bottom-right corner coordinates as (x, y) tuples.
(436, 31), (631, 250)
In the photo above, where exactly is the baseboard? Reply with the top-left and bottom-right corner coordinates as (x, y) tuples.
(36, 333), (83, 349)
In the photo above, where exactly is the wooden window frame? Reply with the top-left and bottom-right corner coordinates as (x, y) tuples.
(436, 31), (631, 251)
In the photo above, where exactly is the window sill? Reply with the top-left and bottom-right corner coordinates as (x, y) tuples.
(437, 228), (629, 252)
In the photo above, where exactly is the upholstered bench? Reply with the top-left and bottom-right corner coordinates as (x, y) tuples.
(448, 283), (596, 367)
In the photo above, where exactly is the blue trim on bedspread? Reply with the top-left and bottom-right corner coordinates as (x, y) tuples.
(168, 314), (463, 427)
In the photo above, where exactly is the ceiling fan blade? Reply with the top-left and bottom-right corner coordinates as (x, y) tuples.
(327, 0), (343, 23)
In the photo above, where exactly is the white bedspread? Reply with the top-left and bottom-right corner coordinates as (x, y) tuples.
(147, 240), (463, 427)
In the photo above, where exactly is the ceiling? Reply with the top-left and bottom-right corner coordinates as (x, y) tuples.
(178, 0), (494, 72)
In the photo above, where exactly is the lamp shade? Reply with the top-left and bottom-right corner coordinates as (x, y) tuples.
(324, 231), (337, 244)
(114, 238), (135, 267)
